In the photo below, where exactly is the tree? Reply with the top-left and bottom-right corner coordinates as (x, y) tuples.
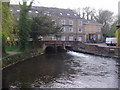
(94, 10), (114, 38)
(18, 1), (33, 51)
(30, 15), (62, 48)
(2, 2), (14, 54)
(83, 7), (92, 20)
(107, 20), (118, 37)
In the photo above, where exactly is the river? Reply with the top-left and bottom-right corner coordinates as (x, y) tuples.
(2, 51), (118, 88)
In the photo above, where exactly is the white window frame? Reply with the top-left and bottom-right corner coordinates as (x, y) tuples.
(67, 13), (70, 16)
(78, 28), (83, 32)
(78, 36), (82, 41)
(17, 9), (20, 12)
(79, 21), (83, 26)
(51, 36), (56, 41)
(60, 13), (63, 15)
(29, 10), (32, 13)
(61, 36), (66, 41)
(69, 20), (73, 25)
(69, 36), (74, 41)
(35, 11), (38, 14)
(98, 34), (101, 40)
(69, 27), (73, 32)
(61, 20), (66, 25)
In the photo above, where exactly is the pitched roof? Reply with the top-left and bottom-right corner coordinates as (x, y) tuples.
(82, 19), (103, 26)
(10, 5), (102, 25)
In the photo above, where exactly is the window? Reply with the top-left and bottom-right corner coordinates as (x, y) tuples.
(78, 28), (82, 32)
(29, 10), (32, 13)
(38, 36), (43, 40)
(69, 20), (73, 25)
(17, 10), (20, 12)
(78, 36), (82, 41)
(69, 27), (73, 32)
(61, 20), (66, 25)
(69, 36), (73, 41)
(67, 13), (70, 16)
(61, 36), (66, 41)
(51, 36), (56, 40)
(98, 28), (101, 32)
(44, 13), (47, 15)
(74, 14), (77, 16)
(35, 11), (38, 14)
(47, 13), (51, 16)
(17, 18), (19, 21)
(52, 20), (56, 24)
(79, 21), (83, 26)
(98, 34), (101, 40)
(60, 13), (63, 15)
(10, 9), (12, 12)
(63, 27), (66, 32)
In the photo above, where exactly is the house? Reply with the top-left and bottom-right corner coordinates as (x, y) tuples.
(10, 5), (103, 43)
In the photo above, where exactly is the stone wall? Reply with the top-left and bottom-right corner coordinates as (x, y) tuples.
(2, 49), (43, 69)
(73, 42), (120, 59)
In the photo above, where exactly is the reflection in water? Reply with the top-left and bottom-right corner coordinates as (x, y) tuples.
(2, 51), (118, 88)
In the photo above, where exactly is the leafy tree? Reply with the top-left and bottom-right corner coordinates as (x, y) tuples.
(18, 1), (33, 51)
(2, 2), (14, 54)
(94, 10), (114, 38)
(107, 21), (117, 37)
(30, 15), (62, 48)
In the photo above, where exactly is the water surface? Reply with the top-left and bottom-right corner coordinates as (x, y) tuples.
(2, 51), (118, 88)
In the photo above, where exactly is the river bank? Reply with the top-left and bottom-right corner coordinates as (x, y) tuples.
(73, 42), (120, 59)
(2, 48), (44, 69)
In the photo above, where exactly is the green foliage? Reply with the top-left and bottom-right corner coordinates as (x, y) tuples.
(30, 15), (62, 47)
(31, 15), (62, 36)
(115, 28), (120, 45)
(106, 21), (117, 37)
(5, 45), (19, 51)
(94, 10), (113, 37)
(2, 2), (14, 53)
(18, 2), (33, 51)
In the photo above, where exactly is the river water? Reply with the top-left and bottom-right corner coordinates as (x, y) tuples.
(2, 51), (118, 88)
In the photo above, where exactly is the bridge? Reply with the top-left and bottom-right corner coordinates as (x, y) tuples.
(41, 41), (77, 53)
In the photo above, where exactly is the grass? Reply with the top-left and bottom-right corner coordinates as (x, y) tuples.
(5, 45), (19, 51)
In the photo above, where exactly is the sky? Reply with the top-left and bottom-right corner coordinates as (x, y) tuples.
(10, 0), (120, 15)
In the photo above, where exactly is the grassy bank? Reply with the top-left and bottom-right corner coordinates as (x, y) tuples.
(2, 47), (44, 68)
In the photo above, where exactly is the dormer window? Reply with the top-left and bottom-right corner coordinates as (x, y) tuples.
(74, 14), (77, 16)
(35, 11), (38, 14)
(67, 13), (70, 16)
(60, 13), (63, 15)
(17, 10), (20, 12)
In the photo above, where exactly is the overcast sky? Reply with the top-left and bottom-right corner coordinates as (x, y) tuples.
(10, 0), (120, 15)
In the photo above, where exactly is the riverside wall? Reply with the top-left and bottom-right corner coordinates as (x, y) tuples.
(2, 49), (43, 69)
(73, 42), (120, 59)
